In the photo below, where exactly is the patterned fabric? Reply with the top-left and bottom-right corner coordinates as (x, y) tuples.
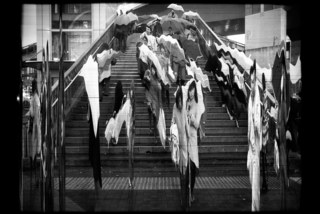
(262, 93), (269, 147)
(155, 53), (172, 86)
(104, 117), (115, 146)
(157, 108), (166, 148)
(28, 93), (41, 160)
(247, 148), (260, 211)
(189, 60), (211, 92)
(167, 58), (177, 83)
(140, 32), (158, 51)
(138, 44), (170, 86)
(104, 92), (133, 148)
(274, 139), (280, 173)
(79, 55), (100, 137)
(138, 44), (149, 64)
(187, 98), (200, 169)
(170, 122), (179, 166)
(113, 97), (132, 144)
(289, 56), (301, 84)
(172, 103), (189, 175)
(183, 79), (205, 169)
(144, 68), (162, 119)
(247, 83), (262, 153)
(247, 82), (262, 211)
(97, 49), (120, 82)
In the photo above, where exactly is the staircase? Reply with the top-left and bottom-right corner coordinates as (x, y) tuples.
(64, 34), (250, 177)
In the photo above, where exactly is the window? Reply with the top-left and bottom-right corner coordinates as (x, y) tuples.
(51, 4), (92, 61)
(51, 4), (92, 29)
(252, 4), (261, 14)
(52, 31), (91, 61)
(264, 4), (273, 12)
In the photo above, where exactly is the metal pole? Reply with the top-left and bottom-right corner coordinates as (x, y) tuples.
(128, 80), (135, 211)
(20, 81), (23, 211)
(129, 80), (135, 187)
(40, 47), (46, 212)
(186, 109), (191, 209)
(58, 4), (66, 211)
(45, 41), (54, 212)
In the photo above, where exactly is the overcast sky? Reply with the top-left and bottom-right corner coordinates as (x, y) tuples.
(227, 34), (245, 45)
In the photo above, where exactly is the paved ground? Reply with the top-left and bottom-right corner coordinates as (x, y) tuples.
(21, 167), (301, 211)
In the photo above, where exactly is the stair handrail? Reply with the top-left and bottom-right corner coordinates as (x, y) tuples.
(194, 14), (279, 109)
(195, 15), (224, 46)
(51, 14), (117, 117)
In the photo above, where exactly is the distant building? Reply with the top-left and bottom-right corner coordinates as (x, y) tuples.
(35, 3), (121, 61)
(245, 4), (301, 67)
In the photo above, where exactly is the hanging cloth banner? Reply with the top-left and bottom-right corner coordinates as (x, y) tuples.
(79, 55), (100, 137)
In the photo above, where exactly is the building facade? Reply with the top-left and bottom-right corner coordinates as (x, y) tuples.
(36, 3), (120, 61)
(244, 4), (300, 67)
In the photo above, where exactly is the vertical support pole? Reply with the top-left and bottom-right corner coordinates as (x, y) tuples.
(19, 79), (23, 211)
(40, 48), (46, 212)
(128, 80), (135, 211)
(58, 3), (66, 211)
(45, 41), (54, 212)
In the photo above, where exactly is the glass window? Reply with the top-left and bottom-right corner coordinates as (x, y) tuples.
(252, 4), (261, 14)
(245, 5), (253, 16)
(51, 4), (91, 29)
(52, 31), (91, 61)
(264, 4), (273, 12)
(273, 5), (282, 9)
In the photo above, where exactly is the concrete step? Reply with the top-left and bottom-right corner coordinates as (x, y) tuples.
(65, 152), (247, 165)
(107, 75), (141, 80)
(65, 144), (248, 155)
(65, 127), (247, 137)
(83, 85), (220, 95)
(103, 81), (220, 89)
(71, 106), (228, 115)
(65, 136), (248, 145)
(113, 80), (217, 86)
(64, 161), (249, 175)
(64, 148), (247, 158)
(116, 58), (138, 61)
(65, 148), (247, 160)
(106, 80), (219, 86)
(79, 95), (223, 106)
(109, 71), (140, 76)
(84, 89), (222, 97)
(74, 99), (225, 109)
(62, 39), (250, 175)
(69, 112), (246, 124)
(65, 158), (249, 175)
(66, 119), (248, 129)
(70, 112), (247, 121)
(112, 63), (137, 67)
(92, 96), (224, 106)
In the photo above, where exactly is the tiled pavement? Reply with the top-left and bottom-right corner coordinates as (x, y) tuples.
(22, 170), (301, 211)
(53, 176), (286, 190)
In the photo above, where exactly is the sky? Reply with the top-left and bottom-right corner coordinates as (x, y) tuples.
(227, 34), (245, 45)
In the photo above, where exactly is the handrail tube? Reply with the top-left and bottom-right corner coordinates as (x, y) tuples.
(195, 14), (278, 107)
(194, 11), (281, 125)
(51, 14), (117, 96)
(51, 36), (115, 108)
(197, 15), (224, 46)
(48, 14), (118, 147)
